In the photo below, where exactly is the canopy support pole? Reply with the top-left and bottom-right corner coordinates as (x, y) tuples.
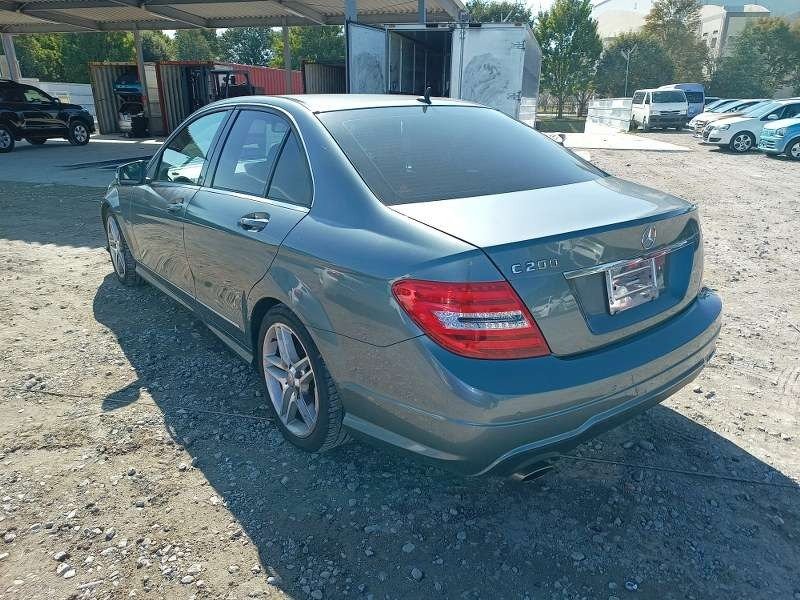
(418, 0), (425, 23)
(133, 30), (151, 133)
(282, 19), (292, 94)
(1, 33), (21, 81)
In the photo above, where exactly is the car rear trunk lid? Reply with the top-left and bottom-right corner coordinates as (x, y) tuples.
(391, 177), (704, 356)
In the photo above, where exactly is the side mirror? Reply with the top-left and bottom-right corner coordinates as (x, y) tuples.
(767, 113), (779, 120)
(116, 160), (147, 186)
(53, 97), (61, 105)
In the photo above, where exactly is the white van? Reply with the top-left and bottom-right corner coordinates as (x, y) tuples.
(630, 88), (689, 131)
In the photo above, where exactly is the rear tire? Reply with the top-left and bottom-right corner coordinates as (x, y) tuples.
(104, 213), (141, 286)
(0, 124), (15, 153)
(25, 137), (46, 145)
(729, 131), (754, 153)
(786, 137), (800, 161)
(257, 305), (350, 453)
(68, 121), (90, 146)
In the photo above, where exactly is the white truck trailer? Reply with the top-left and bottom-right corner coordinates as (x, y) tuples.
(346, 21), (542, 125)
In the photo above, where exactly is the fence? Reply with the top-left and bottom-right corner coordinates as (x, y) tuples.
(587, 97), (633, 132)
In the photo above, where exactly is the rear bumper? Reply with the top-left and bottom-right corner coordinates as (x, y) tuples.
(322, 289), (722, 476)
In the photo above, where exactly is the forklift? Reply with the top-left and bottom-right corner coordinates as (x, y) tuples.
(185, 66), (263, 113)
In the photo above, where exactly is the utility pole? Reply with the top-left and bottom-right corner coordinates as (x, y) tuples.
(620, 44), (637, 98)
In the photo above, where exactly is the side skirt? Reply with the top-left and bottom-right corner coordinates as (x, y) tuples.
(135, 264), (254, 365)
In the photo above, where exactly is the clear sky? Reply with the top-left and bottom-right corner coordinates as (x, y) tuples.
(527, 0), (557, 14)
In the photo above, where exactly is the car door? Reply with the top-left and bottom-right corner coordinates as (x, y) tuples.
(129, 109), (229, 297)
(183, 108), (312, 336)
(18, 85), (61, 133)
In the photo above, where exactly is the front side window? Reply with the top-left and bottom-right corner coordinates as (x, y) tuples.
(156, 111), (227, 185)
(683, 92), (704, 104)
(319, 106), (604, 205)
(212, 110), (290, 197)
(22, 86), (52, 104)
(780, 103), (800, 119)
(632, 92), (645, 105)
(268, 132), (313, 207)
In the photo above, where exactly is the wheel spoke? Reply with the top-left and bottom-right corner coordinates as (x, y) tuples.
(280, 386), (294, 419)
(276, 326), (299, 364)
(264, 353), (287, 369)
(294, 391), (316, 425)
(266, 365), (289, 387)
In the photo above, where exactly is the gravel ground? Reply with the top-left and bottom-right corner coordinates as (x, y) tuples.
(1, 133), (799, 600)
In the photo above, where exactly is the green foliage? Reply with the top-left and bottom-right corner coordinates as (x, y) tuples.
(642, 0), (708, 82)
(271, 26), (345, 70)
(710, 17), (800, 98)
(465, 0), (534, 27)
(175, 29), (219, 61)
(595, 32), (675, 96)
(14, 34), (66, 81)
(218, 27), (275, 65)
(141, 31), (175, 63)
(534, 0), (602, 118)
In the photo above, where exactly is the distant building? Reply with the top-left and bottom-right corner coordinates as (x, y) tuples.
(700, 4), (771, 59)
(591, 0), (797, 44)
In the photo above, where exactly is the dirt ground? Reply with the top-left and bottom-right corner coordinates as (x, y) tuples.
(1, 132), (799, 600)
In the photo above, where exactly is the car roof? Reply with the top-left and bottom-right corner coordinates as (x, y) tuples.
(213, 94), (483, 113)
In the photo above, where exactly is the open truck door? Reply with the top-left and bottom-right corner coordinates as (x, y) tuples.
(347, 22), (387, 93)
(451, 24), (538, 123)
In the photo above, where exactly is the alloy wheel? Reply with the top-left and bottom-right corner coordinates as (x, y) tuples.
(106, 216), (126, 277)
(73, 124), (88, 143)
(0, 129), (11, 150)
(790, 141), (800, 159)
(732, 133), (752, 152)
(262, 323), (318, 438)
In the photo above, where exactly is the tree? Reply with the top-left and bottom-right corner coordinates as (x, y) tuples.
(710, 18), (800, 97)
(270, 26), (345, 70)
(218, 27), (275, 65)
(141, 31), (175, 62)
(175, 29), (218, 61)
(595, 32), (675, 96)
(642, 0), (708, 82)
(534, 0), (602, 118)
(465, 0), (534, 26)
(13, 34), (66, 81)
(62, 32), (134, 82)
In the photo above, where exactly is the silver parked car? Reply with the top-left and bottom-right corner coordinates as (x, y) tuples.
(102, 95), (722, 479)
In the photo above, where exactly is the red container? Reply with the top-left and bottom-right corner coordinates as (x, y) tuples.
(217, 62), (304, 95)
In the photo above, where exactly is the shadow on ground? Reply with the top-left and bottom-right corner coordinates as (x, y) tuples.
(92, 274), (800, 600)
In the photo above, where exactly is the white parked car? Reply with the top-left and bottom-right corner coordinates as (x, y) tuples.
(689, 99), (768, 136)
(630, 88), (688, 131)
(701, 99), (800, 153)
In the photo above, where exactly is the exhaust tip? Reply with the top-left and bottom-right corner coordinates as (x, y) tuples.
(510, 464), (554, 483)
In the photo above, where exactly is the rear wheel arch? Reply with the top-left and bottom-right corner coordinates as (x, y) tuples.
(785, 136), (800, 160)
(249, 296), (284, 355)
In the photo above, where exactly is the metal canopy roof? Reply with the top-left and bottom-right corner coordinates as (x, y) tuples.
(0, 0), (464, 33)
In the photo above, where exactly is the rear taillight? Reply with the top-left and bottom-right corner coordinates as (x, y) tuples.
(391, 279), (550, 359)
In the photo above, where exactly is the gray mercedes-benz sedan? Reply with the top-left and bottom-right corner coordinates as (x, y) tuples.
(102, 95), (721, 479)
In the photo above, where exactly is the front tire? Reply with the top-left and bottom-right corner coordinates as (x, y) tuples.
(786, 137), (800, 161)
(0, 124), (15, 153)
(105, 213), (141, 286)
(729, 131), (754, 153)
(257, 306), (349, 453)
(68, 121), (90, 146)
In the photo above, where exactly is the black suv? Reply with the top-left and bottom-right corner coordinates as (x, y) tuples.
(0, 79), (95, 153)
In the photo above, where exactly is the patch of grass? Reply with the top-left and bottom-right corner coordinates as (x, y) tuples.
(535, 115), (586, 133)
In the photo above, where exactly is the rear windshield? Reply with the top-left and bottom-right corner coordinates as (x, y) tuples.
(318, 106), (604, 205)
(652, 91), (686, 103)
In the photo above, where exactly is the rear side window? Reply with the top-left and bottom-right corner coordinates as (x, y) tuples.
(212, 110), (290, 197)
(652, 91), (686, 103)
(632, 92), (645, 105)
(267, 132), (313, 207)
(156, 111), (227, 185)
(318, 106), (604, 205)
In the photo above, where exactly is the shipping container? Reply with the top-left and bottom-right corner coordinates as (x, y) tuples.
(345, 22), (542, 125)
(155, 61), (303, 135)
(88, 62), (163, 135)
(302, 62), (346, 94)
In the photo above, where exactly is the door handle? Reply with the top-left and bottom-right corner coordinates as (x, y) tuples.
(166, 200), (185, 213)
(238, 212), (270, 232)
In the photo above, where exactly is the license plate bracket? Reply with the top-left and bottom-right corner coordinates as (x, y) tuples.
(605, 257), (660, 315)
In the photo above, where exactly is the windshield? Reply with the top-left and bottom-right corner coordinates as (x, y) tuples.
(708, 100), (738, 112)
(652, 91), (686, 103)
(725, 100), (761, 113)
(319, 106), (605, 205)
(744, 101), (781, 117)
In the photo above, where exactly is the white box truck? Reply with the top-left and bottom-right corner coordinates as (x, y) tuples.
(346, 21), (542, 125)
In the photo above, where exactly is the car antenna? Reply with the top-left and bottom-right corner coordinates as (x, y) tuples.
(417, 86), (432, 105)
